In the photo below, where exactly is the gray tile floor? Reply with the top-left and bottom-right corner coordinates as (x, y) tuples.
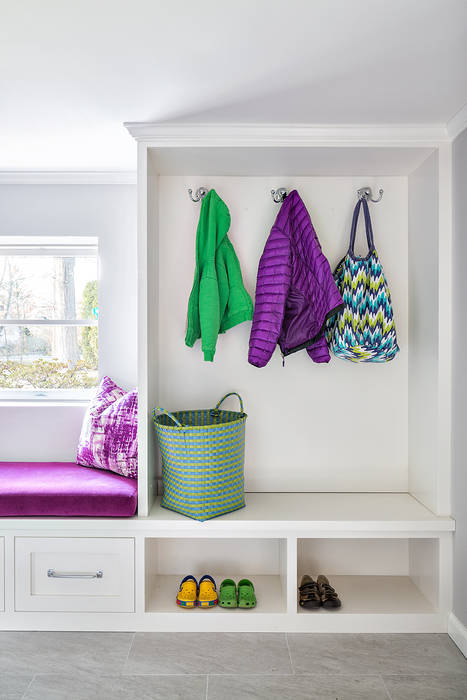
(0, 632), (465, 699)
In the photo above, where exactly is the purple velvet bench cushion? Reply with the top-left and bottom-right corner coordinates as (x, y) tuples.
(0, 462), (138, 517)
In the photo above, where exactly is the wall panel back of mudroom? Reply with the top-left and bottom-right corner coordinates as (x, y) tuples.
(156, 175), (408, 493)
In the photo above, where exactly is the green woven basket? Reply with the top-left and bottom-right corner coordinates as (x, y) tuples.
(153, 392), (246, 521)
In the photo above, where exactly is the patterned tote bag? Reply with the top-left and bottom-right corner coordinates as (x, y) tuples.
(328, 198), (399, 362)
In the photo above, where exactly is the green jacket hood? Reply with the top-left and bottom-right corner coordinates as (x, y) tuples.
(198, 189), (230, 251)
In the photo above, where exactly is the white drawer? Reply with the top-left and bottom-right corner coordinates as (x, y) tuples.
(0, 538), (4, 611)
(15, 537), (134, 612)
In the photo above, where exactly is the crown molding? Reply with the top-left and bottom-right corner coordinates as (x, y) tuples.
(124, 121), (449, 147)
(447, 103), (467, 141)
(0, 171), (136, 185)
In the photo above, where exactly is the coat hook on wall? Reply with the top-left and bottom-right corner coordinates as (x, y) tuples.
(188, 187), (208, 202)
(271, 187), (288, 203)
(357, 186), (384, 203)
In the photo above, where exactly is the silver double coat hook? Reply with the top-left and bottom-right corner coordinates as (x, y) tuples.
(357, 186), (384, 203)
(271, 188), (288, 203)
(188, 187), (208, 202)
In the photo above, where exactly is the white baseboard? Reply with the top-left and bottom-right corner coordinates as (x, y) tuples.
(448, 612), (467, 657)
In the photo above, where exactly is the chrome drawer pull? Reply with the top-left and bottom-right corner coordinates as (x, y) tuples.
(47, 569), (103, 579)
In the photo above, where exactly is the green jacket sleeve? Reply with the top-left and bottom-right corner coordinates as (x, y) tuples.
(185, 275), (201, 347)
(199, 261), (220, 362)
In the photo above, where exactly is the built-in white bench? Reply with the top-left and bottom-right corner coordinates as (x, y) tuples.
(0, 492), (454, 632)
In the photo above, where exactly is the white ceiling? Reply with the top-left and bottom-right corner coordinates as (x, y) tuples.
(1, 0), (466, 170)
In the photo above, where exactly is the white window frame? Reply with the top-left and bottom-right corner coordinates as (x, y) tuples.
(0, 236), (98, 402)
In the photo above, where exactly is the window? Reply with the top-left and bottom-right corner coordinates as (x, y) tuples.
(0, 237), (98, 401)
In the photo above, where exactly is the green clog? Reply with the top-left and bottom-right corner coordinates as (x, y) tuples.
(237, 578), (256, 609)
(219, 578), (237, 608)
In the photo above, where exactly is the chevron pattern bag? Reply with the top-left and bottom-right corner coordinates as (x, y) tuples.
(328, 198), (399, 362)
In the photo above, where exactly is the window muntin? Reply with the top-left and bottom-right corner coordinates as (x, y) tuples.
(0, 238), (98, 400)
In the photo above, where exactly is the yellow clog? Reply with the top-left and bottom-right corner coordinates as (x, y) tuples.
(197, 575), (218, 608)
(176, 575), (197, 608)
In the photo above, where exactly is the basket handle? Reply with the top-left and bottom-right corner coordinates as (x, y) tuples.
(214, 392), (244, 414)
(153, 407), (183, 427)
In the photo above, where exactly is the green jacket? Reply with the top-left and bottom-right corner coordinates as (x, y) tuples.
(185, 189), (253, 361)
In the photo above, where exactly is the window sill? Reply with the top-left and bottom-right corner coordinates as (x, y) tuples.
(0, 389), (93, 403)
(0, 400), (90, 407)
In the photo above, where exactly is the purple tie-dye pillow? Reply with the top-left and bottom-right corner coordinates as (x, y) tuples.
(77, 376), (137, 479)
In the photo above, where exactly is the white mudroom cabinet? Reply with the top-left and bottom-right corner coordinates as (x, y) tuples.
(0, 121), (463, 636)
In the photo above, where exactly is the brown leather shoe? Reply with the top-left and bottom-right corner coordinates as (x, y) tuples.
(298, 575), (321, 609)
(317, 575), (342, 609)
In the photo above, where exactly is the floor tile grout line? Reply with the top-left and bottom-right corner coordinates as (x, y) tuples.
(380, 674), (393, 700)
(121, 631), (136, 674)
(285, 633), (295, 675)
(380, 671), (467, 677)
(117, 672), (217, 677)
(199, 672), (392, 679)
(110, 672), (391, 677)
(19, 673), (36, 700)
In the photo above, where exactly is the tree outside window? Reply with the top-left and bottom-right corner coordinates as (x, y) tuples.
(0, 238), (98, 397)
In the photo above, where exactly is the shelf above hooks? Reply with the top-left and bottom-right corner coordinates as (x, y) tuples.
(188, 187), (208, 202)
(357, 186), (384, 203)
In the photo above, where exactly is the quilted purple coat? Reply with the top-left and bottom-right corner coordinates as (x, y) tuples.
(248, 190), (343, 367)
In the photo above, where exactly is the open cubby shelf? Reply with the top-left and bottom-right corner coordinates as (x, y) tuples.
(146, 574), (284, 614)
(296, 536), (441, 617)
(144, 536), (288, 616)
(139, 529), (449, 629)
(296, 576), (435, 615)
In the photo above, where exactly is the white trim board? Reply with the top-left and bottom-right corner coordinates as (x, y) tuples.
(447, 103), (467, 141)
(123, 122), (450, 147)
(0, 171), (136, 185)
(448, 612), (467, 657)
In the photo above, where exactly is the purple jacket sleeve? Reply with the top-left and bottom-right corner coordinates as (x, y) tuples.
(248, 225), (291, 367)
(306, 334), (331, 363)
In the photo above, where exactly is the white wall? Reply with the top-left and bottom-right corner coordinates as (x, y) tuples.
(407, 152), (439, 512)
(157, 175), (408, 492)
(452, 127), (467, 629)
(0, 184), (137, 461)
(298, 539), (410, 576)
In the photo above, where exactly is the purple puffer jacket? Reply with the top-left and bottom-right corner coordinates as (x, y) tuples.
(248, 190), (343, 367)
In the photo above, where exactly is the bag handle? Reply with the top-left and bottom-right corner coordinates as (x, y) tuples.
(214, 392), (244, 414)
(349, 198), (375, 257)
(153, 407), (183, 427)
